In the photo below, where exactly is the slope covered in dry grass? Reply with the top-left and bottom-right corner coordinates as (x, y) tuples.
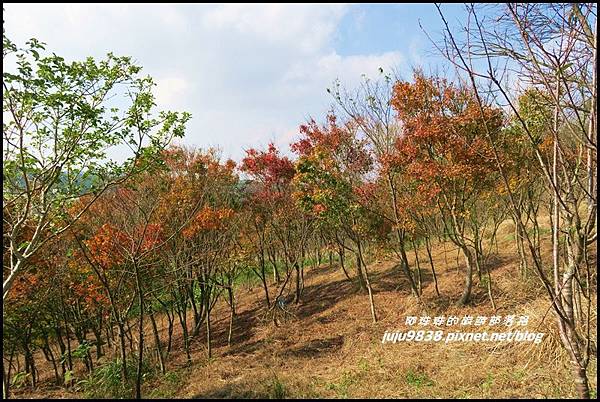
(12, 219), (597, 399)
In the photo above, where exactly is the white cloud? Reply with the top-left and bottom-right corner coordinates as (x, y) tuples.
(154, 77), (189, 109)
(317, 51), (403, 79)
(280, 50), (403, 103)
(201, 4), (347, 54)
(409, 36), (424, 66)
(3, 4), (406, 161)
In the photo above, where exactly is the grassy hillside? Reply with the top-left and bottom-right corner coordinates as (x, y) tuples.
(11, 218), (597, 399)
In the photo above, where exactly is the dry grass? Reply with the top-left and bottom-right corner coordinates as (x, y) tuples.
(11, 222), (597, 399)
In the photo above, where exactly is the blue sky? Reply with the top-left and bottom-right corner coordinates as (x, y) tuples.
(335, 3), (463, 58)
(4, 3), (470, 162)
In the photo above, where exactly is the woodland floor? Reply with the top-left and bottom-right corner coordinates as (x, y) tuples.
(10, 218), (598, 398)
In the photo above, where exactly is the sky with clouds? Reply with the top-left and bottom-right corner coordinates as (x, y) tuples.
(4, 3), (469, 162)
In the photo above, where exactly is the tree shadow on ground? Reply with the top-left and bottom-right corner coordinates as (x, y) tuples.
(280, 335), (344, 359)
(294, 277), (359, 320)
(369, 262), (431, 295)
(190, 305), (262, 353)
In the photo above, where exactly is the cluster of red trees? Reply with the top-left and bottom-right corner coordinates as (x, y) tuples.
(1, 72), (556, 396)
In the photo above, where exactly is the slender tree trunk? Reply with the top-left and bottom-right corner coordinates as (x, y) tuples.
(190, 281), (201, 334)
(473, 231), (483, 282)
(205, 284), (213, 359)
(134, 263), (144, 400)
(256, 252), (271, 307)
(227, 286), (235, 347)
(294, 262), (301, 303)
(2, 356), (8, 400)
(62, 312), (73, 374)
(41, 334), (60, 384)
(411, 238), (422, 295)
(357, 238), (377, 323)
(514, 214), (528, 278)
(456, 248), (461, 273)
(457, 245), (475, 306)
(355, 251), (367, 291)
(166, 310), (174, 355)
(55, 324), (67, 379)
(125, 320), (135, 353)
(93, 326), (103, 360)
(300, 260), (305, 296)
(3, 346), (14, 399)
(24, 342), (36, 389)
(149, 312), (165, 375)
(105, 321), (114, 350)
(561, 214), (590, 399)
(386, 175), (419, 296)
(485, 264), (496, 310)
(399, 242), (419, 296)
(268, 247), (280, 284)
(117, 321), (128, 383)
(176, 307), (191, 365)
(337, 245), (352, 282)
(425, 235), (440, 296)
